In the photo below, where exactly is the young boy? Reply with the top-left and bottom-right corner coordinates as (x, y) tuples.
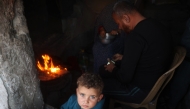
(60, 73), (105, 109)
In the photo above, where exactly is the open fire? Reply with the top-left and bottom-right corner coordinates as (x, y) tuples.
(37, 54), (68, 81)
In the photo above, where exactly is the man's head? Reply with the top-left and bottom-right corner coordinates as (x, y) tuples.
(76, 73), (104, 109)
(112, 1), (145, 33)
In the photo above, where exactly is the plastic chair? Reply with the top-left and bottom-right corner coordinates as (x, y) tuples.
(109, 46), (186, 109)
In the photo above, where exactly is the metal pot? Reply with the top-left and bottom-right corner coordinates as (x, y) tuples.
(99, 33), (117, 44)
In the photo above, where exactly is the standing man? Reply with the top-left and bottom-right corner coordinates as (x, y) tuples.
(99, 1), (173, 103)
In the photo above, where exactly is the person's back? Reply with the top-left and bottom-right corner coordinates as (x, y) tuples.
(126, 18), (173, 90)
(181, 18), (190, 58)
(166, 18), (190, 109)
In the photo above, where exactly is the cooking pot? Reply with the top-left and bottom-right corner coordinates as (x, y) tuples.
(99, 33), (118, 44)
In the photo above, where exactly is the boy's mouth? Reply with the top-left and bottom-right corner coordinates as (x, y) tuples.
(81, 105), (89, 108)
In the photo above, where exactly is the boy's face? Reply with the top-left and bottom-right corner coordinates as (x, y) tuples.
(76, 85), (103, 109)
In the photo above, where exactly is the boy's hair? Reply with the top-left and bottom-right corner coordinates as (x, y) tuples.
(77, 73), (104, 94)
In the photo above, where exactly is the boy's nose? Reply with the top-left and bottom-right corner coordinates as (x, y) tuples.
(84, 98), (89, 103)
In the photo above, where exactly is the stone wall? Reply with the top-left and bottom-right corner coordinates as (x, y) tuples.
(0, 0), (44, 109)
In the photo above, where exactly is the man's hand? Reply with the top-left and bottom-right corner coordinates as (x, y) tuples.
(112, 53), (123, 61)
(104, 58), (115, 72)
(110, 30), (118, 35)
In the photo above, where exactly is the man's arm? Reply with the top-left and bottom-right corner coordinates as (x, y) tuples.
(112, 33), (145, 84)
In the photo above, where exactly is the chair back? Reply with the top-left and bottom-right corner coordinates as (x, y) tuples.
(110, 46), (186, 109)
(140, 46), (186, 106)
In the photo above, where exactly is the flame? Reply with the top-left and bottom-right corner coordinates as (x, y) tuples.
(37, 54), (66, 74)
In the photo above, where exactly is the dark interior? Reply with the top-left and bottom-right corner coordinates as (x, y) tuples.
(22, 0), (190, 108)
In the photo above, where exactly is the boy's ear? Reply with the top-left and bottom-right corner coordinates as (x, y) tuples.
(98, 94), (103, 101)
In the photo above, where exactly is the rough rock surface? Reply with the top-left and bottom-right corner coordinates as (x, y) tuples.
(0, 0), (44, 109)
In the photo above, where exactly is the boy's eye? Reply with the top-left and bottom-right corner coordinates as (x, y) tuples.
(80, 93), (85, 97)
(90, 95), (96, 99)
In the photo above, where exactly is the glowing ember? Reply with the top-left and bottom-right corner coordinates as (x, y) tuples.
(37, 54), (68, 81)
